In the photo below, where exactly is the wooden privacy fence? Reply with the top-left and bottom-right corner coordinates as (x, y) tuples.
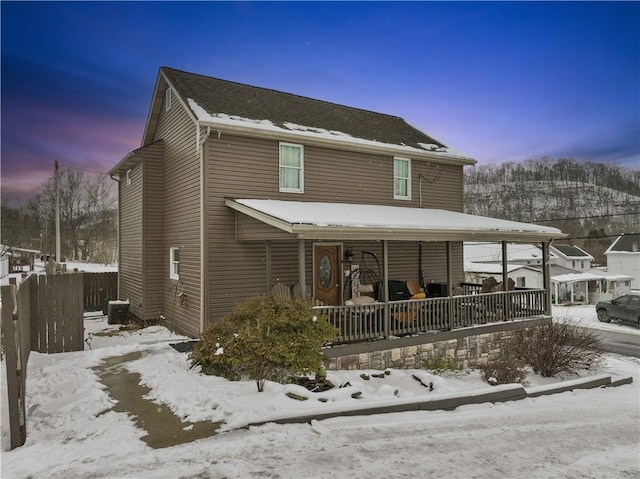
(83, 271), (117, 312)
(32, 273), (85, 353)
(1, 276), (34, 449)
(1, 271), (118, 449)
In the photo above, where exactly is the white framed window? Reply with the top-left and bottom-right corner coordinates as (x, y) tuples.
(517, 277), (526, 288)
(165, 87), (172, 112)
(169, 247), (180, 280)
(393, 157), (411, 200)
(126, 169), (132, 186)
(279, 142), (304, 193)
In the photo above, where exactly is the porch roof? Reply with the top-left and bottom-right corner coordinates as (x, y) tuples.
(225, 199), (567, 242)
(552, 270), (634, 284)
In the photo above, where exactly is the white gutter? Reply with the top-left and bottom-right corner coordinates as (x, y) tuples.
(196, 119), (476, 167)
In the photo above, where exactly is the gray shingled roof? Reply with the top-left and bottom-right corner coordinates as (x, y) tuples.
(608, 233), (640, 253)
(552, 244), (591, 258)
(161, 67), (448, 152)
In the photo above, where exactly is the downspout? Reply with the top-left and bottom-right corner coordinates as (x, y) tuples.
(199, 126), (211, 335)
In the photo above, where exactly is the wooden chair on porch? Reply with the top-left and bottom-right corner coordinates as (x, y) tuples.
(292, 282), (311, 299)
(406, 279), (423, 296)
(481, 277), (498, 293)
(271, 282), (292, 301)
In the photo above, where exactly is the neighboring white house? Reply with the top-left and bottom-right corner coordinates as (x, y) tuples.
(463, 262), (543, 289)
(0, 245), (10, 278)
(464, 242), (623, 304)
(551, 269), (633, 304)
(605, 233), (640, 290)
(463, 242), (557, 267)
(550, 244), (593, 271)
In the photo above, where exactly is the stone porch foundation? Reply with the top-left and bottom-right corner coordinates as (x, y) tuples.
(324, 317), (552, 371)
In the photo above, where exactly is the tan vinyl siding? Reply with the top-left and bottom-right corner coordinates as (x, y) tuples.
(142, 142), (164, 321)
(205, 133), (465, 324)
(118, 162), (143, 318)
(152, 90), (200, 337)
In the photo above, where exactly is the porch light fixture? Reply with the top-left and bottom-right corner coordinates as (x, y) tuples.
(344, 247), (354, 264)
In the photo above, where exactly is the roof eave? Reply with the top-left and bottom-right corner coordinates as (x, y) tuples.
(291, 225), (566, 242)
(201, 119), (476, 166)
(225, 199), (566, 243)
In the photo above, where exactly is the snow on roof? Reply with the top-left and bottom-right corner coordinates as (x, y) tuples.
(188, 99), (472, 161)
(228, 199), (566, 241)
(552, 269), (634, 284)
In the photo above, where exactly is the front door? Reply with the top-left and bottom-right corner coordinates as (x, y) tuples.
(314, 244), (341, 306)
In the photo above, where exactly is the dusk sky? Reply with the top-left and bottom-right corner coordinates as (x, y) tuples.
(1, 1), (639, 205)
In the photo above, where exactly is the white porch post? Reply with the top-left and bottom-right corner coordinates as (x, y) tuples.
(446, 241), (453, 296)
(501, 241), (510, 319)
(265, 240), (272, 293)
(297, 239), (306, 298)
(542, 242), (552, 315)
(382, 240), (390, 337)
(501, 241), (508, 291)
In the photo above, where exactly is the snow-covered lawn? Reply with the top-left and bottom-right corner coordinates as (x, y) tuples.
(2, 310), (639, 478)
(552, 303), (640, 335)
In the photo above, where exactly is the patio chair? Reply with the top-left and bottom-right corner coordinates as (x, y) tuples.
(292, 282), (311, 299)
(452, 286), (465, 296)
(271, 282), (292, 301)
(481, 277), (498, 293)
(406, 279), (423, 296)
(388, 280), (418, 325)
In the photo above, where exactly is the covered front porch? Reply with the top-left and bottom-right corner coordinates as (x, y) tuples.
(316, 286), (548, 343)
(226, 199), (566, 343)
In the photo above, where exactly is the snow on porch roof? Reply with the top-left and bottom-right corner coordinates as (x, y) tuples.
(552, 270), (635, 284)
(225, 199), (567, 242)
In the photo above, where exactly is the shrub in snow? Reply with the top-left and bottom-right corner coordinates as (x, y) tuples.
(190, 295), (339, 392)
(506, 321), (603, 378)
(421, 356), (463, 376)
(478, 359), (528, 386)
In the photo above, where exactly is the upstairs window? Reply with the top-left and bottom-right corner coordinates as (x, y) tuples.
(393, 157), (411, 200)
(165, 87), (172, 112)
(279, 143), (304, 193)
(169, 247), (180, 280)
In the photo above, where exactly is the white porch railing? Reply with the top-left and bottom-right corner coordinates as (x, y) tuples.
(314, 289), (548, 343)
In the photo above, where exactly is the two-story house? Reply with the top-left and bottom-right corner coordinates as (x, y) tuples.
(605, 233), (640, 290)
(109, 67), (565, 339)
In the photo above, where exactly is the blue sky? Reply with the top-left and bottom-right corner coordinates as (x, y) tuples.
(1, 1), (639, 204)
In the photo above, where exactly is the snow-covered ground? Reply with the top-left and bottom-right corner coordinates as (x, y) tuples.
(552, 303), (640, 335)
(2, 305), (639, 478)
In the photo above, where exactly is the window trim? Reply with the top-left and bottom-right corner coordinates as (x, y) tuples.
(393, 157), (411, 200)
(165, 87), (172, 112)
(169, 247), (180, 280)
(126, 169), (132, 186)
(279, 142), (304, 193)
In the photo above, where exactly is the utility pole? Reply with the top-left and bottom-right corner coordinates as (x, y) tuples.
(55, 161), (61, 263)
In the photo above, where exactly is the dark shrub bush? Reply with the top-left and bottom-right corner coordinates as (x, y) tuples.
(478, 359), (528, 385)
(506, 321), (603, 377)
(190, 295), (340, 391)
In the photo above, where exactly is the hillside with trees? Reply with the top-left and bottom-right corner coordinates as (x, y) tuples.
(464, 158), (640, 265)
(1, 168), (117, 264)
